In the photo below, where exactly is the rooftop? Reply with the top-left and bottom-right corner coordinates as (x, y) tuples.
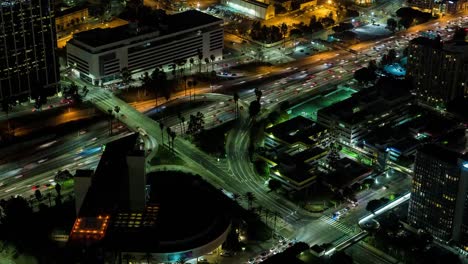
(71, 10), (222, 48)
(418, 144), (465, 165)
(318, 79), (412, 125)
(266, 116), (327, 145)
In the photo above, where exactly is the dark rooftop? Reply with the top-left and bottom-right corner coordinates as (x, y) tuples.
(324, 158), (372, 188)
(104, 171), (231, 253)
(318, 80), (412, 125)
(72, 10), (222, 48)
(418, 144), (464, 165)
(266, 116), (327, 145)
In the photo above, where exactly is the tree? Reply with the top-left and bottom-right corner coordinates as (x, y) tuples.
(197, 49), (203, 73)
(280, 22), (288, 47)
(120, 67), (133, 87)
(186, 111), (205, 136)
(107, 108), (114, 135)
(138, 71), (152, 97)
(268, 179), (281, 192)
(158, 121), (164, 143)
(254, 88), (262, 102)
(34, 189), (43, 201)
(245, 192), (256, 210)
(55, 183), (62, 197)
(204, 57), (210, 72)
(366, 199), (382, 214)
(248, 100), (261, 119)
(387, 18), (397, 31)
(189, 57), (194, 73)
(353, 67), (376, 84)
(210, 54), (216, 71)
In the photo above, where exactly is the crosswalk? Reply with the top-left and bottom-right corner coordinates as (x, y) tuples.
(319, 215), (355, 235)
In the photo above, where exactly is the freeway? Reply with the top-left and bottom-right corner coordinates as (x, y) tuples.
(0, 122), (132, 200)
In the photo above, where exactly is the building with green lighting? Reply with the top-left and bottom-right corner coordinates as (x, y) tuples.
(317, 81), (413, 146)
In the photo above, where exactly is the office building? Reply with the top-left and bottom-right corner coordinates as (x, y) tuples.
(221, 0), (275, 20)
(407, 0), (468, 14)
(317, 81), (413, 146)
(67, 10), (223, 86)
(0, 0), (59, 101)
(69, 134), (231, 263)
(408, 144), (468, 248)
(407, 37), (468, 106)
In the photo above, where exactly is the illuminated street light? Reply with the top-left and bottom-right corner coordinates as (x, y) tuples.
(327, 0), (332, 4)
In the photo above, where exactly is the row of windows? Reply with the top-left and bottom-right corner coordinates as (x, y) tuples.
(128, 48), (199, 73)
(128, 38), (203, 63)
(128, 43), (202, 67)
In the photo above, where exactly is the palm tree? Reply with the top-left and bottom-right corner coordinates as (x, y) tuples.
(197, 49), (203, 73)
(107, 108), (114, 135)
(233, 92), (239, 118)
(254, 88), (262, 102)
(189, 57), (194, 73)
(210, 54), (216, 71)
(280, 22), (288, 48)
(139, 71), (152, 98)
(158, 121), (164, 143)
(177, 112), (184, 134)
(245, 192), (255, 210)
(204, 57), (210, 72)
(120, 67), (133, 88)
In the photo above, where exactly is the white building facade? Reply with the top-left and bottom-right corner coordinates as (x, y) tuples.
(67, 10), (224, 86)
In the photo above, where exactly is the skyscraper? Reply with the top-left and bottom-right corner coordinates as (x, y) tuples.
(408, 144), (468, 247)
(0, 0), (59, 102)
(406, 37), (468, 106)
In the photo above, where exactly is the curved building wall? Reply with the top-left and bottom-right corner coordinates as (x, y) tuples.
(121, 223), (231, 263)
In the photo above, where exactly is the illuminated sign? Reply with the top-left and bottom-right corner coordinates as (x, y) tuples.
(70, 215), (110, 240)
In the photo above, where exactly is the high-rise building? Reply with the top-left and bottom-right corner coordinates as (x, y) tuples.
(408, 144), (468, 247)
(0, 0), (59, 102)
(407, 37), (468, 106)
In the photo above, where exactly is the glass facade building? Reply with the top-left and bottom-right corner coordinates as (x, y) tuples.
(408, 144), (468, 247)
(0, 0), (59, 102)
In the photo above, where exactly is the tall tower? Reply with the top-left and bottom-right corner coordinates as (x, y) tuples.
(408, 144), (468, 245)
(0, 0), (59, 102)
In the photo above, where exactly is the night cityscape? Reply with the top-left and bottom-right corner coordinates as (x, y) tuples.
(1, 0), (468, 263)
